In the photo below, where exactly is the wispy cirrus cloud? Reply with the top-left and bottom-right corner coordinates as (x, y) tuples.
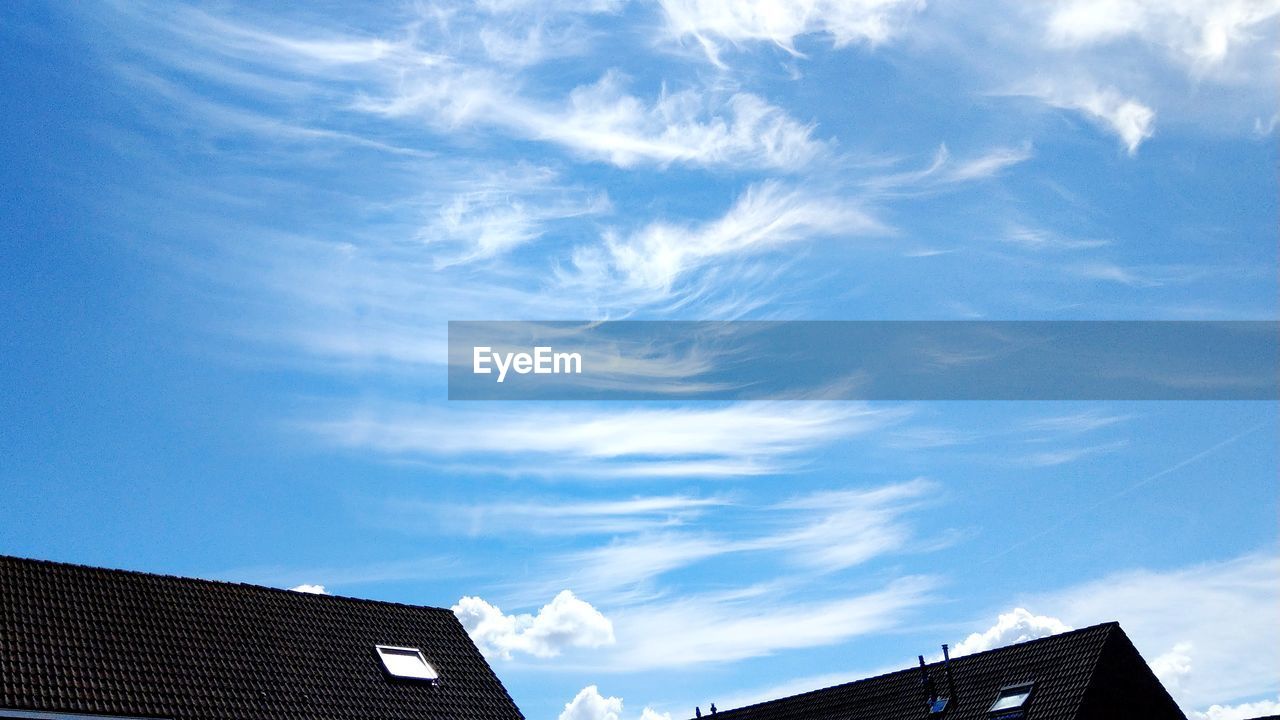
(359, 69), (828, 170)
(603, 575), (935, 669)
(860, 143), (1034, 194)
(564, 181), (885, 302)
(543, 479), (940, 599)
(657, 0), (925, 65)
(1044, 0), (1280, 77)
(1021, 82), (1156, 155)
(419, 165), (611, 267)
(379, 494), (730, 537)
(108, 3), (830, 172)
(309, 402), (904, 478)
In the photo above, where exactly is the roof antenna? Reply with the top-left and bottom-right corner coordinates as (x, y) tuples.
(918, 655), (937, 705)
(941, 644), (958, 702)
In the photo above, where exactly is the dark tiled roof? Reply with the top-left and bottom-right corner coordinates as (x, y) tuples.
(696, 623), (1185, 720)
(0, 554), (524, 720)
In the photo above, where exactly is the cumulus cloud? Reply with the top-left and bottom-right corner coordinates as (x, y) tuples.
(951, 608), (1072, 656)
(1151, 642), (1195, 700)
(1194, 695), (1280, 720)
(288, 583), (328, 594)
(453, 590), (615, 660)
(560, 686), (624, 720)
(658, 0), (925, 64)
(558, 686), (671, 720)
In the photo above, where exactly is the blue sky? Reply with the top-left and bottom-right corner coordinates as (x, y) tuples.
(1, 2), (1277, 720)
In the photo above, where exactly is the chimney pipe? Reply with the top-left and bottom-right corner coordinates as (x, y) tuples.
(918, 655), (936, 704)
(941, 644), (957, 701)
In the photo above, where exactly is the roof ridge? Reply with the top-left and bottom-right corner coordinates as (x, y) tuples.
(0, 552), (456, 614)
(704, 622), (1119, 719)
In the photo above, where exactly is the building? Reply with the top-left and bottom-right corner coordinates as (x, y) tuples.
(0, 554), (524, 720)
(689, 623), (1187, 720)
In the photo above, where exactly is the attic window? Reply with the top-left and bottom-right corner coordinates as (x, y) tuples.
(375, 645), (439, 682)
(988, 683), (1033, 716)
(928, 697), (950, 714)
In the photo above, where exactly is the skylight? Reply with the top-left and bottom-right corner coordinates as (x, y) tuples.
(375, 645), (438, 682)
(988, 683), (1033, 715)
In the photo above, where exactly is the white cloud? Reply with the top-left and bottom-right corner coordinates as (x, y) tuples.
(752, 479), (939, 571)
(420, 166), (610, 266)
(658, 0), (925, 65)
(1023, 84), (1156, 154)
(362, 69), (827, 170)
(1046, 0), (1280, 74)
(1024, 410), (1131, 434)
(120, 5), (829, 172)
(536, 479), (938, 600)
(1194, 695), (1280, 720)
(566, 182), (883, 299)
(312, 402), (899, 477)
(1000, 226), (1110, 252)
(861, 144), (1034, 194)
(950, 608), (1072, 656)
(1033, 551), (1280, 709)
(529, 75), (826, 169)
(385, 495), (729, 537)
(453, 590), (615, 660)
(552, 534), (731, 599)
(1018, 440), (1129, 467)
(608, 576), (935, 669)
(560, 686), (624, 720)
(288, 583), (328, 594)
(1151, 642), (1195, 700)
(557, 686), (672, 720)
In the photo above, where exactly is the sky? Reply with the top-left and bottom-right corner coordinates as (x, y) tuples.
(1, 2), (1278, 720)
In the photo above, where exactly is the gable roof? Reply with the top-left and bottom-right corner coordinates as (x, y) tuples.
(694, 623), (1185, 720)
(1, 554), (524, 720)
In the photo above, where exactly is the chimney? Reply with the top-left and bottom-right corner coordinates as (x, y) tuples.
(710, 704), (717, 715)
(918, 655), (936, 705)
(941, 644), (958, 701)
(695, 707), (701, 718)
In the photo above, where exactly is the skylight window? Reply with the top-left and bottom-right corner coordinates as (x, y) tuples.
(375, 645), (438, 682)
(988, 683), (1033, 716)
(928, 697), (950, 714)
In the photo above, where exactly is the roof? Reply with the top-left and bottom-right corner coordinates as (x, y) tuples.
(695, 623), (1186, 720)
(0, 554), (525, 720)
